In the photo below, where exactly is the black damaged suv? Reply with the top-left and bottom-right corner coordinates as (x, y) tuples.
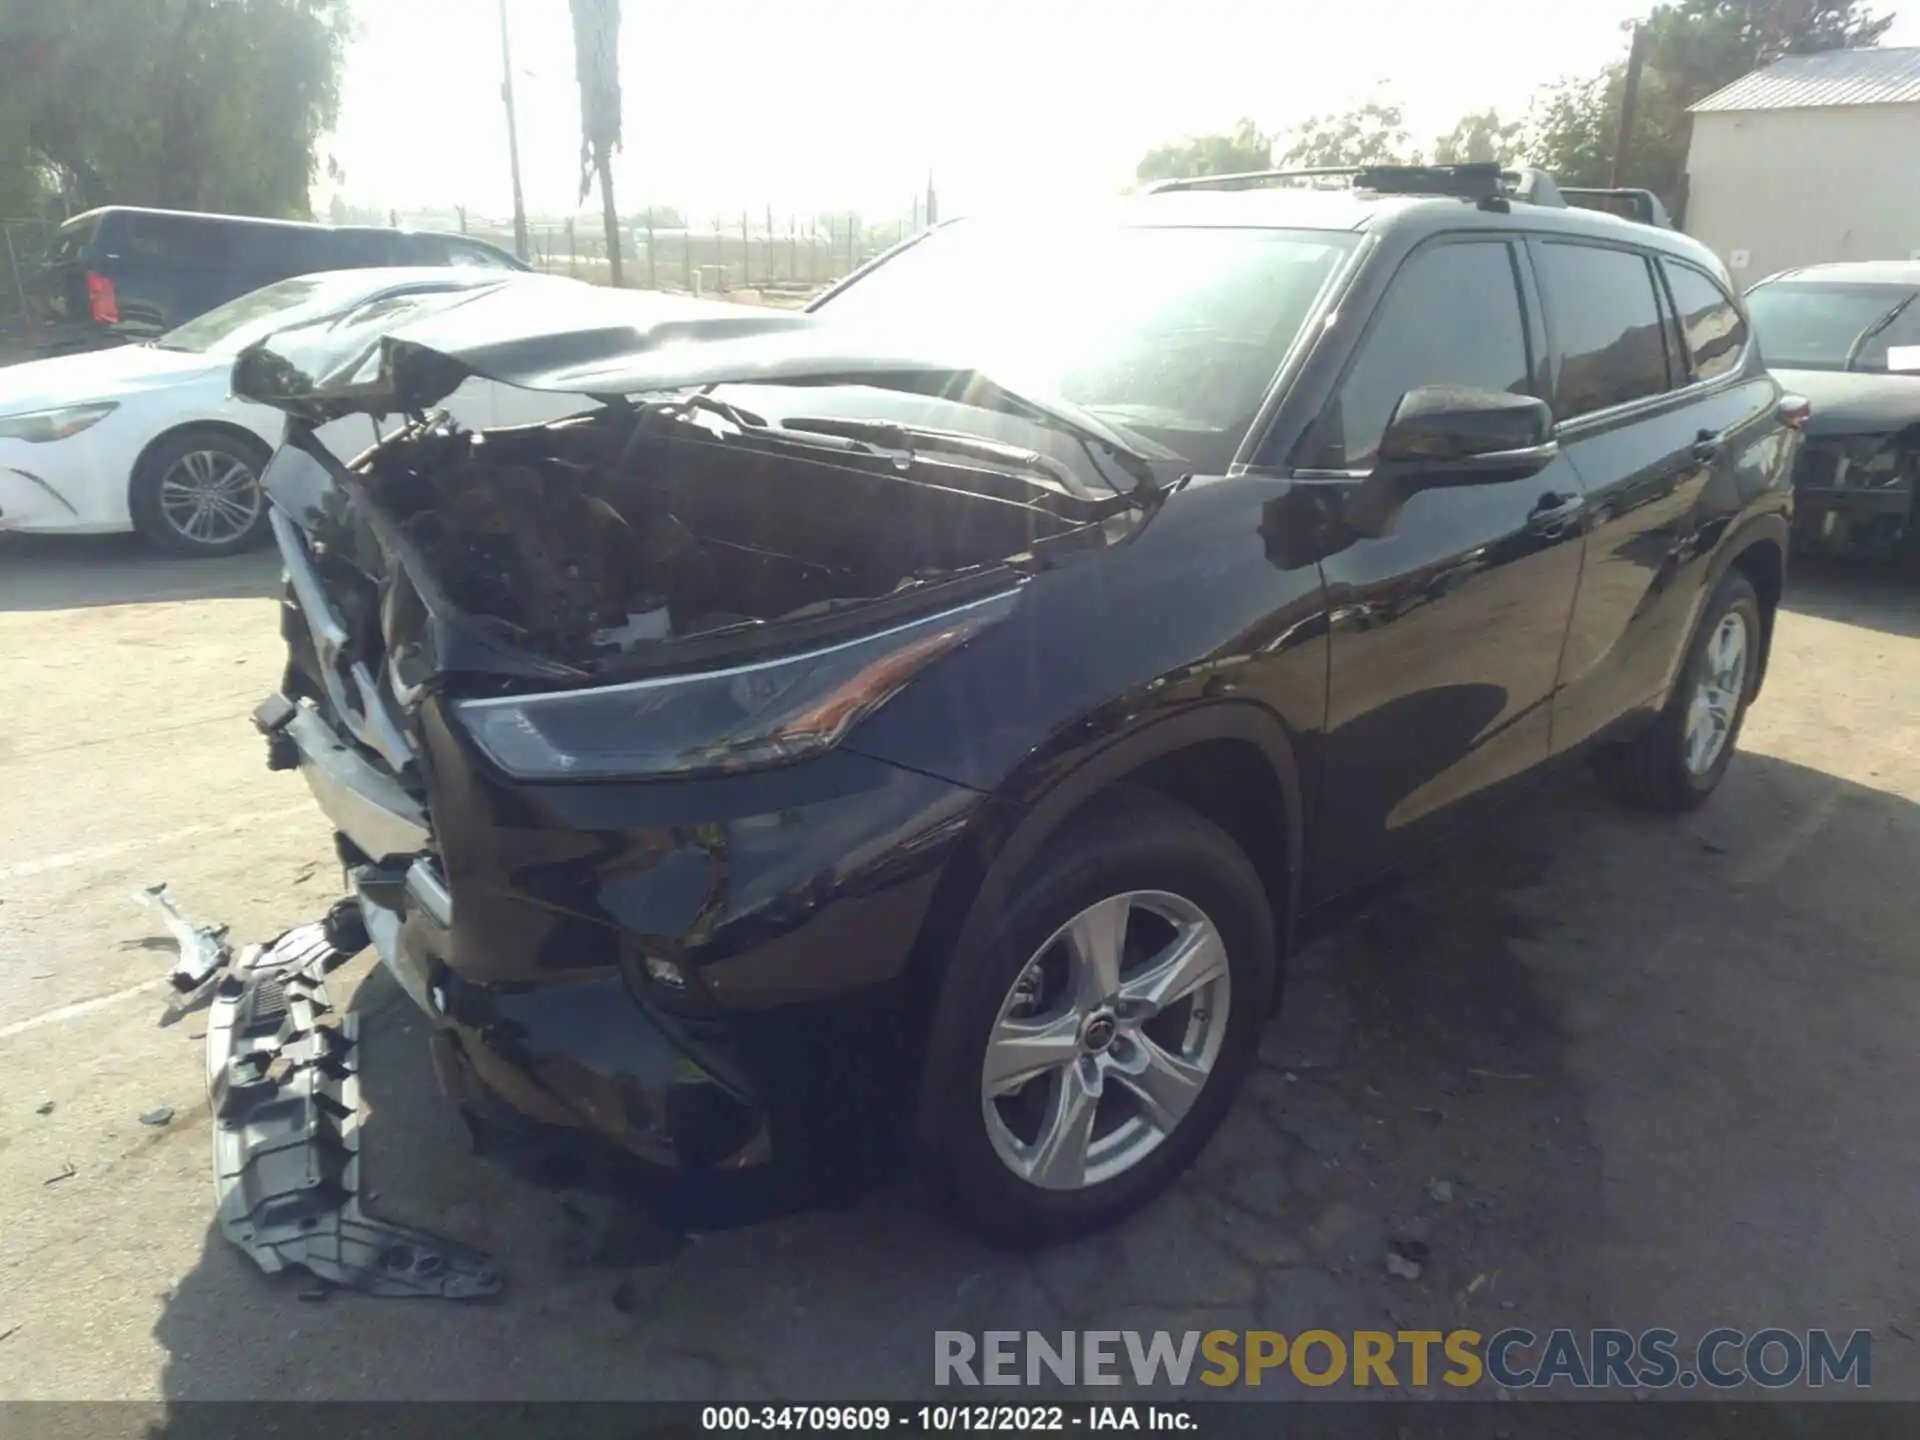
(235, 164), (1804, 1245)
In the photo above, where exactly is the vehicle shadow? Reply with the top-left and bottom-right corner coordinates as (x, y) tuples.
(0, 534), (281, 613)
(142, 748), (1920, 1407)
(1782, 555), (1920, 639)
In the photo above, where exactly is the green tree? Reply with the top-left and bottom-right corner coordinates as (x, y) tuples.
(1433, 109), (1524, 166)
(0, 0), (352, 219)
(1524, 70), (1625, 187)
(1279, 102), (1418, 169)
(569, 0), (623, 285)
(1135, 119), (1272, 183)
(1526, 0), (1893, 211)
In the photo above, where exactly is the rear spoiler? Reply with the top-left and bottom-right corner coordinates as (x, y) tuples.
(1559, 187), (1674, 229)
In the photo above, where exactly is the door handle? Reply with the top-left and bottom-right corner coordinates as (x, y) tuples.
(1526, 490), (1583, 539)
(1692, 429), (1725, 463)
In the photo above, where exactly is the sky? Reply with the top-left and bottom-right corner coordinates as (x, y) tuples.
(321, 0), (1918, 224)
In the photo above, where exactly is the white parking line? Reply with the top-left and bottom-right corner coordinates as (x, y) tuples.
(0, 977), (170, 1041)
(0, 804), (315, 881)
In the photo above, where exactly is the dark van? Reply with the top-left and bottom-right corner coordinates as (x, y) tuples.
(32, 206), (528, 354)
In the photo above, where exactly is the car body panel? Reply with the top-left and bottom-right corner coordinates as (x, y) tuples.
(237, 183), (1797, 1229)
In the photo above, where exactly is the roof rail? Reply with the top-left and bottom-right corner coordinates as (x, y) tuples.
(1145, 161), (1570, 210)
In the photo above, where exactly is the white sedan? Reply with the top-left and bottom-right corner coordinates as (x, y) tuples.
(0, 267), (594, 556)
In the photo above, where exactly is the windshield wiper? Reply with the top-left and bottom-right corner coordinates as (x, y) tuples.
(774, 416), (1098, 498)
(1846, 293), (1918, 370)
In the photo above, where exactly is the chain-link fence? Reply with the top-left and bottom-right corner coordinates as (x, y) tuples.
(0, 218), (52, 363)
(501, 209), (927, 304)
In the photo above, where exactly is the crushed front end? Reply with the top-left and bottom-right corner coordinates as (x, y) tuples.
(233, 290), (1147, 1228)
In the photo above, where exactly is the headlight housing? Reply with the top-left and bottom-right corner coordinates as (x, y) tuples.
(454, 589), (1016, 780)
(0, 401), (119, 443)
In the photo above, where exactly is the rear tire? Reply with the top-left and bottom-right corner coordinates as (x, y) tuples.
(129, 427), (271, 557)
(913, 786), (1276, 1248)
(1594, 571), (1762, 813)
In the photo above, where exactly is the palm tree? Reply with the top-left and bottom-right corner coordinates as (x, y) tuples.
(569, 0), (622, 285)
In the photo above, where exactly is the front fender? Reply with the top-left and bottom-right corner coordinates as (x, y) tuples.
(888, 699), (1309, 1031)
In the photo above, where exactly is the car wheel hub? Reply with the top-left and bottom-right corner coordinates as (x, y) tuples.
(1683, 610), (1749, 776)
(980, 889), (1231, 1192)
(159, 449), (262, 546)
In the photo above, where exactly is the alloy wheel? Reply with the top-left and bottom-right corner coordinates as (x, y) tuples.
(157, 448), (262, 548)
(979, 889), (1232, 1191)
(1683, 610), (1749, 776)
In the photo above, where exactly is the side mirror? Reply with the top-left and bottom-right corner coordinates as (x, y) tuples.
(1377, 385), (1557, 473)
(1340, 386), (1559, 539)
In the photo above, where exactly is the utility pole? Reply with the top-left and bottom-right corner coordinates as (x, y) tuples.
(499, 0), (530, 262)
(1610, 23), (1647, 188)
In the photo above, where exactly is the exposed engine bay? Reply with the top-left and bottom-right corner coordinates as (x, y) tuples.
(352, 402), (1129, 669)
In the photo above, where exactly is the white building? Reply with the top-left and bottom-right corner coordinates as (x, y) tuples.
(1685, 46), (1920, 284)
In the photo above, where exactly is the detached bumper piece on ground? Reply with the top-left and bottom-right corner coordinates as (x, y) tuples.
(203, 908), (503, 1300)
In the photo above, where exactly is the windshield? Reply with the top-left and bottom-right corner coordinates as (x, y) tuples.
(156, 274), (473, 357)
(1746, 282), (1920, 372)
(812, 221), (1358, 469)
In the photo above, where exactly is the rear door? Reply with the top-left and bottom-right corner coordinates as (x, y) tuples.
(1538, 240), (1774, 753)
(1304, 234), (1588, 897)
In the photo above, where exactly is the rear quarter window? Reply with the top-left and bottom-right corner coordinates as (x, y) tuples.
(49, 216), (100, 265)
(1661, 261), (1746, 382)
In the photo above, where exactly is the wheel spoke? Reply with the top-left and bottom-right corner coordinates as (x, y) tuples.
(1117, 922), (1227, 1019)
(983, 1008), (1085, 1098)
(1109, 1034), (1208, 1134)
(1024, 1061), (1100, 1188)
(1064, 894), (1129, 1007)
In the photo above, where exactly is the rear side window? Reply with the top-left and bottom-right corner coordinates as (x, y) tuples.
(122, 213), (232, 266)
(1538, 243), (1671, 419)
(1306, 239), (1531, 470)
(1662, 261), (1745, 382)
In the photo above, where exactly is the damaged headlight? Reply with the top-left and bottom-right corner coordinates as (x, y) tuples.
(0, 401), (118, 443)
(453, 590), (1015, 780)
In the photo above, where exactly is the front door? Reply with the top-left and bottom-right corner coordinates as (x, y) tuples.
(1300, 235), (1588, 899)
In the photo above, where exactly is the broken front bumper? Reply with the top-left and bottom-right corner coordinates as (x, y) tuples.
(249, 692), (823, 1229)
(205, 914), (503, 1298)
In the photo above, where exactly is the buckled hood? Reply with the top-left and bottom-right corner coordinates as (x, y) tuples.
(230, 279), (1163, 489)
(1771, 367), (1920, 438)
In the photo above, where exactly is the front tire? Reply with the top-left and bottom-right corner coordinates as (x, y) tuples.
(129, 427), (271, 557)
(1594, 570), (1762, 812)
(914, 786), (1276, 1247)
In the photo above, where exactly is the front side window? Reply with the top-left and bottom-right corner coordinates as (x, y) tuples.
(1305, 240), (1531, 470)
(1538, 243), (1671, 419)
(811, 219), (1358, 470)
(1745, 281), (1920, 372)
(1662, 260), (1746, 382)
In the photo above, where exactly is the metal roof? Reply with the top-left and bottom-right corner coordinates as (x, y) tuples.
(1690, 46), (1920, 113)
